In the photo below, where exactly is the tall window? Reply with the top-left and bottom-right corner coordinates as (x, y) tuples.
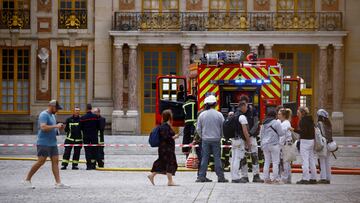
(59, 0), (86, 10)
(278, 50), (313, 108)
(142, 0), (179, 12)
(0, 47), (30, 113)
(58, 0), (87, 29)
(277, 0), (314, 12)
(209, 0), (246, 12)
(58, 47), (87, 112)
(1, 0), (30, 9)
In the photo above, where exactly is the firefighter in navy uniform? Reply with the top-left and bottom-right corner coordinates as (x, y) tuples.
(182, 95), (198, 158)
(80, 104), (100, 170)
(61, 107), (82, 170)
(94, 107), (106, 168)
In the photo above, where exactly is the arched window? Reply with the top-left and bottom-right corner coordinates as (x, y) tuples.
(209, 0), (247, 12)
(277, 0), (314, 12)
(142, 0), (179, 12)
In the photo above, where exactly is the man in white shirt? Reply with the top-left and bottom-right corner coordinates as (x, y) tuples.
(230, 101), (252, 183)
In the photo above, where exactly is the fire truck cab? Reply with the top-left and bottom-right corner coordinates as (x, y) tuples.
(155, 51), (301, 127)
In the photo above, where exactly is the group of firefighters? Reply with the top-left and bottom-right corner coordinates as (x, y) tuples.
(61, 104), (106, 170)
(181, 94), (264, 183)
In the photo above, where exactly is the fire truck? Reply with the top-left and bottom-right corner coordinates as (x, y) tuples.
(155, 51), (301, 128)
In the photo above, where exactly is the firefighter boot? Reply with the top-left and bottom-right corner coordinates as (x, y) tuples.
(61, 166), (67, 170)
(252, 174), (264, 183)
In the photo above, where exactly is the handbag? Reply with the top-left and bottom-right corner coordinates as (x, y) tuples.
(282, 142), (297, 162)
(186, 147), (199, 169)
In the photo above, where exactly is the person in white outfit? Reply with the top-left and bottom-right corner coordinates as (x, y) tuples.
(295, 107), (317, 184)
(278, 108), (293, 184)
(317, 109), (333, 184)
(230, 101), (252, 183)
(259, 109), (285, 184)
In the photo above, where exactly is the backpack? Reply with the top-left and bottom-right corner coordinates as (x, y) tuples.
(223, 112), (243, 140)
(314, 125), (325, 152)
(149, 126), (161, 147)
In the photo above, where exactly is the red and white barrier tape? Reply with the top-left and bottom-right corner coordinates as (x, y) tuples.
(0, 144), (359, 148)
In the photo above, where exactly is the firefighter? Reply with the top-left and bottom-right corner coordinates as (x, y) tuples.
(93, 107), (106, 168)
(182, 95), (198, 158)
(61, 107), (82, 170)
(221, 137), (232, 171)
(239, 95), (264, 183)
(80, 104), (100, 170)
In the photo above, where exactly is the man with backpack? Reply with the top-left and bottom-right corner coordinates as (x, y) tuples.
(196, 95), (228, 183)
(226, 101), (252, 183)
(239, 95), (263, 183)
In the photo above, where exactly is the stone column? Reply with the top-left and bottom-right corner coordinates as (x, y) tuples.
(112, 43), (124, 135)
(249, 44), (259, 55)
(181, 44), (191, 76)
(332, 44), (344, 135)
(264, 44), (273, 58)
(128, 44), (139, 114)
(318, 44), (328, 109)
(113, 44), (124, 112)
(124, 43), (140, 134)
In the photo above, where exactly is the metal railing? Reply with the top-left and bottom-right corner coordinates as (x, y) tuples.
(0, 9), (30, 29)
(58, 9), (87, 29)
(113, 12), (343, 31)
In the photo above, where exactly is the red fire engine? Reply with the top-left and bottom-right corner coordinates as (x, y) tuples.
(156, 51), (301, 127)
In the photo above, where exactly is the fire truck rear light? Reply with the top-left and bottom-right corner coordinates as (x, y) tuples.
(257, 80), (262, 84)
(264, 79), (271, 83)
(251, 79), (257, 83)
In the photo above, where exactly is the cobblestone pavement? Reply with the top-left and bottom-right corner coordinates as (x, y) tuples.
(0, 160), (360, 203)
(1, 135), (360, 202)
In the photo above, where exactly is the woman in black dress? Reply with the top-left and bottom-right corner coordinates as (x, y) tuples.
(148, 110), (179, 186)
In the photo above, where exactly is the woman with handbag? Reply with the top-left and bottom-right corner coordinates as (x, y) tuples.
(278, 108), (294, 184)
(148, 110), (179, 186)
(317, 109), (334, 184)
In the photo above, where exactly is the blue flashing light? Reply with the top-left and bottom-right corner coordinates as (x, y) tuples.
(257, 80), (262, 84)
(240, 79), (246, 83)
(235, 79), (241, 83)
(264, 79), (271, 84)
(251, 79), (257, 83)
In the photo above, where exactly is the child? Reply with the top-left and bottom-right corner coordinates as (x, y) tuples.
(260, 110), (285, 184)
(278, 108), (293, 184)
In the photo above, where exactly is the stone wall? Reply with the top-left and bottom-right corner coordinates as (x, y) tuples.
(343, 0), (360, 135)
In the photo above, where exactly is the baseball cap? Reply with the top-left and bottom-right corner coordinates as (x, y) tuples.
(49, 100), (63, 110)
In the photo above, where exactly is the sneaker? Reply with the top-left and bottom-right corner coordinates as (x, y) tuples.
(252, 174), (264, 183)
(60, 166), (67, 170)
(264, 179), (272, 184)
(318, 179), (330, 184)
(218, 178), (229, 183)
(296, 179), (310, 184)
(72, 166), (79, 170)
(309, 179), (317, 184)
(23, 180), (35, 189)
(232, 179), (241, 183)
(195, 177), (213, 183)
(281, 178), (291, 184)
(55, 183), (71, 189)
(272, 180), (284, 185)
(238, 177), (249, 183)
